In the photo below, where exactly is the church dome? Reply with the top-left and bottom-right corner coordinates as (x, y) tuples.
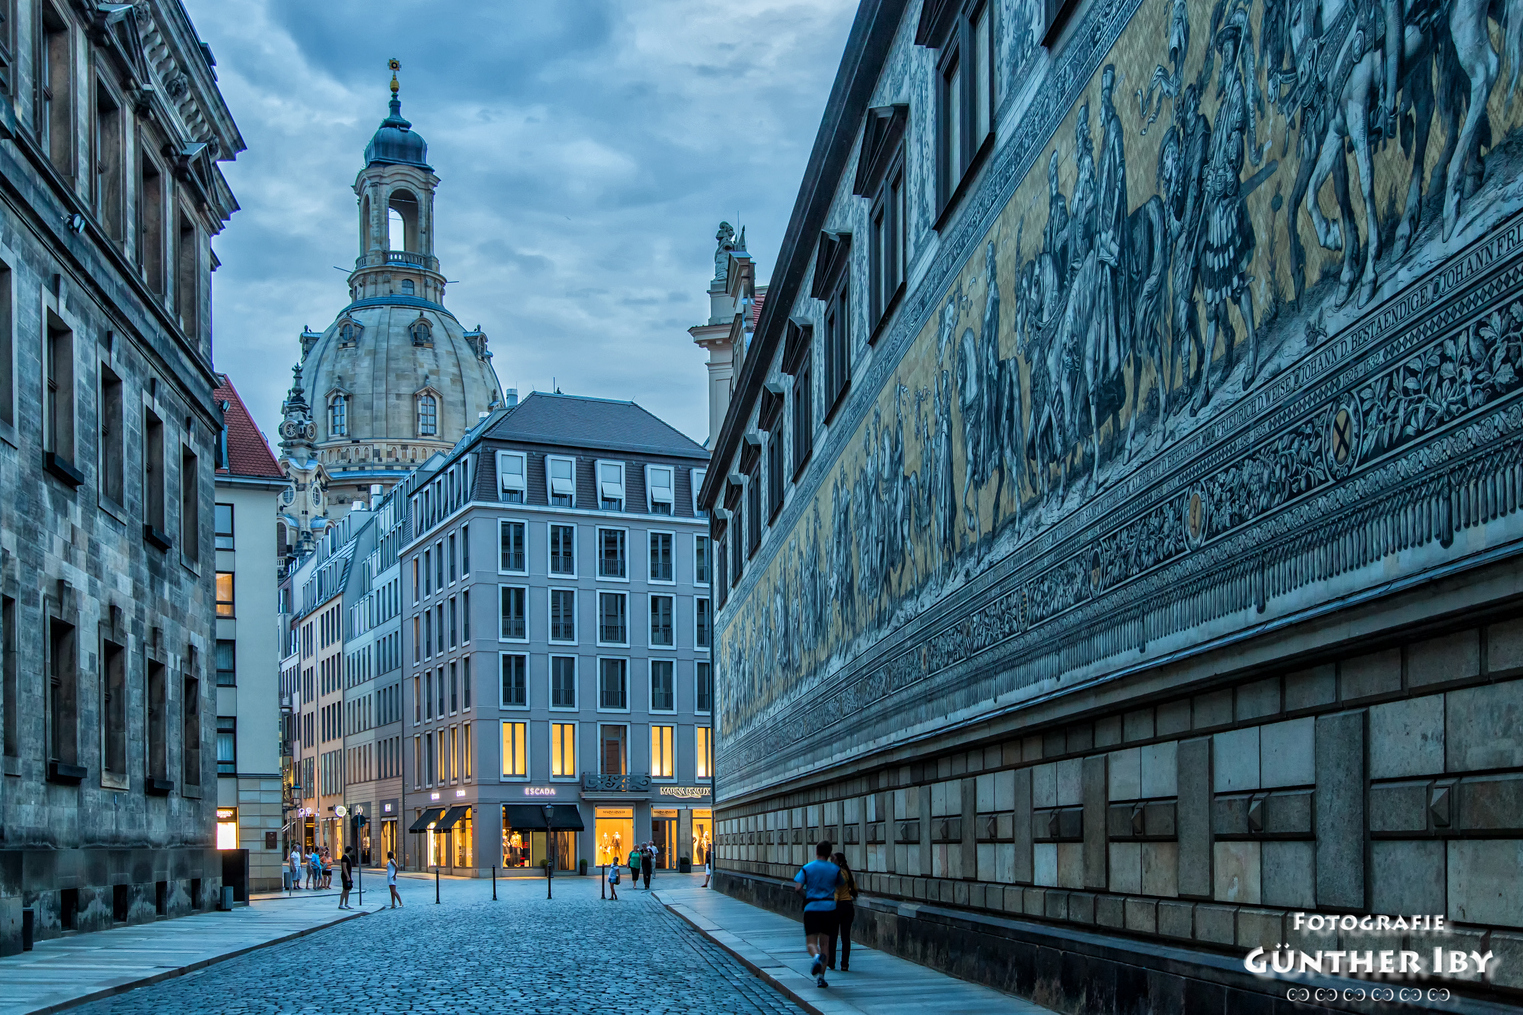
(365, 95), (429, 169)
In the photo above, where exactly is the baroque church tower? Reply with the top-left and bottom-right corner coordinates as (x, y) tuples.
(277, 62), (503, 559)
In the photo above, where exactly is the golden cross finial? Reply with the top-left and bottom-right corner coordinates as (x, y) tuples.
(388, 58), (401, 96)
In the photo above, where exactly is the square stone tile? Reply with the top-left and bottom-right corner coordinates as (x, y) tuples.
(1259, 718), (1314, 788)
(1213, 728), (1260, 793)
(1213, 841), (1261, 905)
(1369, 695), (1444, 778)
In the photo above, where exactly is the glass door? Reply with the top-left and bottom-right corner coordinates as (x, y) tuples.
(653, 813), (676, 869)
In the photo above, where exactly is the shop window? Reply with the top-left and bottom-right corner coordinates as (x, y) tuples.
(650, 660), (674, 713)
(550, 656), (576, 709)
(500, 653), (526, 708)
(552, 722), (575, 778)
(500, 721), (527, 778)
(550, 524), (576, 575)
(499, 520), (526, 572)
(651, 724), (674, 779)
(649, 532), (673, 582)
(598, 659), (627, 711)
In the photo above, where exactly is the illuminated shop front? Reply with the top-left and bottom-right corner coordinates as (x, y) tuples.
(408, 806), (447, 867)
(691, 809), (712, 865)
(595, 806), (633, 867)
(502, 804), (581, 871)
(216, 807), (238, 850)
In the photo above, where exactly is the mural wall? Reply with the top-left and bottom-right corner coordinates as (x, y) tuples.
(718, 0), (1523, 790)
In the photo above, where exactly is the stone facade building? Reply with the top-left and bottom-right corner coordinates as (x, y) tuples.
(400, 393), (714, 875)
(689, 222), (763, 448)
(0, 0), (241, 949)
(212, 375), (284, 893)
(701, 0), (1523, 1008)
(276, 72), (503, 564)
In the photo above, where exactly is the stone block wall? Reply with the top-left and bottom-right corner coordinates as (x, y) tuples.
(716, 612), (1523, 1010)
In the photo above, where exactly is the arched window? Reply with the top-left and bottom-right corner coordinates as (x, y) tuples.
(400, 279), (414, 296)
(329, 394), (347, 436)
(417, 394), (437, 437)
(410, 317), (432, 347)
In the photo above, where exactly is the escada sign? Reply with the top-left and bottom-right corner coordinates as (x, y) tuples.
(524, 787), (557, 797)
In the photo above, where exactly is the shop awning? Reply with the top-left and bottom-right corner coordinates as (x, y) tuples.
(503, 804), (584, 830)
(435, 805), (470, 831)
(408, 807), (446, 833)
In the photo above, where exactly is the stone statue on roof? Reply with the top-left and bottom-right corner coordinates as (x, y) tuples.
(715, 221), (736, 282)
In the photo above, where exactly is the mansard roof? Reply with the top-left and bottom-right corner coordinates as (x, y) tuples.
(485, 392), (708, 460)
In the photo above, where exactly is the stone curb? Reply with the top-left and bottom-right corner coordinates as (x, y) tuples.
(656, 894), (863, 1015)
(14, 904), (377, 1015)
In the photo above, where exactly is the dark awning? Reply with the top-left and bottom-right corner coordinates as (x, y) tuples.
(435, 805), (470, 831)
(408, 807), (446, 833)
(502, 804), (584, 830)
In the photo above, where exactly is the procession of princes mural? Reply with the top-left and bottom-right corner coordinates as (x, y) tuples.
(718, 0), (1523, 737)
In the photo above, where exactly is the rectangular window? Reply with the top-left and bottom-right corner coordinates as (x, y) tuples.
(695, 661), (712, 714)
(176, 212), (199, 338)
(463, 721), (473, 779)
(437, 604), (445, 655)
(697, 726), (713, 780)
(930, 0), (995, 213)
(647, 465), (673, 514)
(597, 528), (626, 579)
(695, 598), (711, 649)
(38, 6), (70, 172)
(551, 722), (575, 779)
(599, 723), (627, 775)
(649, 660), (675, 713)
(597, 460), (624, 511)
(215, 638), (236, 687)
(549, 524), (575, 575)
(436, 541), (444, 590)
(791, 351), (812, 474)
(823, 282), (850, 414)
(214, 503), (234, 550)
(425, 731), (436, 784)
(693, 468), (707, 517)
(0, 262), (13, 430)
(449, 597), (458, 648)
(437, 665), (445, 717)
(182, 673), (200, 787)
(549, 588), (576, 643)
(102, 638), (126, 777)
(413, 675), (421, 724)
(43, 315), (74, 464)
(423, 549), (431, 597)
(550, 656), (576, 709)
(499, 586), (527, 641)
(461, 523), (470, 575)
(449, 725), (458, 781)
(767, 430), (784, 519)
(95, 81), (125, 241)
(448, 533), (457, 583)
(746, 467), (761, 556)
(500, 653), (526, 708)
(497, 451), (526, 503)
(216, 716), (236, 776)
(462, 590), (471, 643)
(139, 157), (165, 294)
(598, 592), (627, 645)
(425, 670), (433, 719)
(99, 366), (123, 505)
(651, 724), (674, 779)
(463, 656), (473, 710)
(412, 616), (421, 664)
(649, 595), (674, 648)
(1, 596), (15, 758)
(598, 658), (627, 711)
(695, 535), (710, 585)
(146, 658), (166, 781)
(215, 572), (234, 617)
(868, 148), (907, 328)
(547, 455), (575, 506)
(423, 610), (432, 659)
(449, 660), (459, 712)
(649, 532), (673, 582)
(499, 520), (526, 572)
(501, 721), (527, 778)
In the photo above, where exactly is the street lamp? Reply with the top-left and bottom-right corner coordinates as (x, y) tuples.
(542, 803), (554, 900)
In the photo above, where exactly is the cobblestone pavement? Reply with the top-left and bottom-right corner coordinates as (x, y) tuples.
(68, 871), (810, 1011)
(70, 874), (803, 1014)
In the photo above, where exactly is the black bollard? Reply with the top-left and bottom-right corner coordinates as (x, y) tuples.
(435, 866), (440, 905)
(492, 865), (497, 900)
(600, 863), (605, 901)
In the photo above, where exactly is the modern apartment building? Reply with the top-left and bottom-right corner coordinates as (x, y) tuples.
(212, 376), (284, 893)
(401, 393), (714, 875)
(0, 0), (242, 948)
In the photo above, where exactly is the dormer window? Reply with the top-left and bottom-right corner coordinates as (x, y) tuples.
(410, 316), (432, 347)
(337, 319), (362, 348)
(417, 393), (437, 436)
(498, 451), (526, 503)
(647, 465), (674, 515)
(597, 461), (625, 512)
(400, 279), (415, 296)
(547, 456), (576, 506)
(329, 394), (347, 437)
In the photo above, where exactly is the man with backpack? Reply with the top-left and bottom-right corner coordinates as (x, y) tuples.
(794, 840), (845, 989)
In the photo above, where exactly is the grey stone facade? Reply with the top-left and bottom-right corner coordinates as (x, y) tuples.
(0, 0), (241, 951)
(702, 0), (1523, 1008)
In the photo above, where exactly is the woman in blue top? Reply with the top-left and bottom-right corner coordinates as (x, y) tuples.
(793, 841), (844, 989)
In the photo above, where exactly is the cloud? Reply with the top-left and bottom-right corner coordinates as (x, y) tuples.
(184, 0), (856, 445)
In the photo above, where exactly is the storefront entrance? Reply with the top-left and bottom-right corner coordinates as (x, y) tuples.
(380, 818), (396, 866)
(652, 810), (677, 869)
(691, 809), (712, 866)
(595, 807), (633, 867)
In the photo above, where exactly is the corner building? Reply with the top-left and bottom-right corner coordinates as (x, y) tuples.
(701, 0), (1523, 1009)
(0, 0), (241, 948)
(402, 393), (714, 875)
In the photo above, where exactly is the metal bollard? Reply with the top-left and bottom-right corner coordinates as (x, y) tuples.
(492, 865), (497, 901)
(435, 866), (440, 905)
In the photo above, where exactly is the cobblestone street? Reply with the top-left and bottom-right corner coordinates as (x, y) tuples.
(70, 874), (802, 1014)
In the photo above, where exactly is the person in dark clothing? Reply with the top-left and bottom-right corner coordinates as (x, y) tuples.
(826, 852), (858, 971)
(642, 843), (654, 889)
(338, 847), (355, 910)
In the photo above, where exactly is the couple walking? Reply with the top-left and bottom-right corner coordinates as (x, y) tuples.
(794, 840), (859, 989)
(627, 841), (659, 890)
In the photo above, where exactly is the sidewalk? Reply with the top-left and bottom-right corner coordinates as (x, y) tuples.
(0, 891), (377, 1015)
(654, 885), (1054, 1015)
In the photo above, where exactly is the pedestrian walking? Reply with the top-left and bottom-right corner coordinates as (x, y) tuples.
(642, 842), (655, 889)
(386, 851), (403, 908)
(793, 840), (844, 989)
(826, 852), (859, 971)
(288, 847), (301, 890)
(627, 846), (642, 888)
(339, 847), (355, 910)
(606, 861), (620, 901)
(307, 849), (320, 890)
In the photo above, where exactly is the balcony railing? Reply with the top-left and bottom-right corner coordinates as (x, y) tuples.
(581, 772), (651, 793)
(354, 250), (439, 272)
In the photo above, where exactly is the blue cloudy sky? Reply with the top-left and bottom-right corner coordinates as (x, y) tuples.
(182, 0), (858, 444)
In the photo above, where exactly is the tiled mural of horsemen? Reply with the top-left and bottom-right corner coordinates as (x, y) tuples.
(718, 0), (1523, 732)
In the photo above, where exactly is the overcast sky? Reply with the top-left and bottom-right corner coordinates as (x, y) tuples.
(182, 0), (857, 445)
